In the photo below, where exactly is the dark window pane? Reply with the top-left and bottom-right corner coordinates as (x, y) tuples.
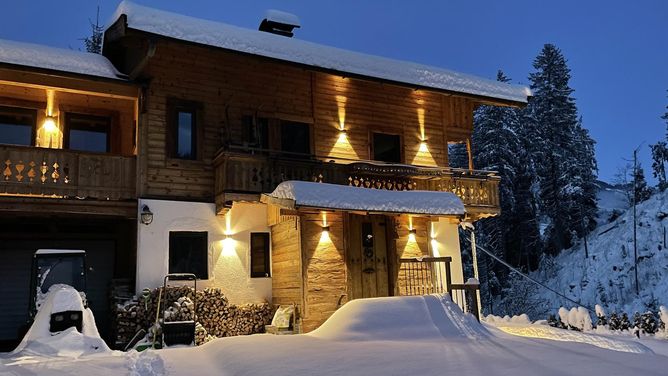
(250, 233), (270, 278)
(177, 111), (194, 158)
(280, 121), (310, 155)
(373, 133), (401, 163)
(0, 106), (35, 146)
(169, 231), (208, 279)
(242, 115), (269, 150)
(66, 114), (110, 153)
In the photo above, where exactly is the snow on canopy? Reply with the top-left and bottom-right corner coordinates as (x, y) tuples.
(263, 181), (465, 216)
(110, 1), (531, 103)
(0, 38), (125, 80)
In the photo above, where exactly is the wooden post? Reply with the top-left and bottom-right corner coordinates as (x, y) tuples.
(465, 138), (474, 171)
(470, 230), (482, 319)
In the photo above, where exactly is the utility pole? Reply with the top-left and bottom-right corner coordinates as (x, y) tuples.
(632, 147), (639, 295)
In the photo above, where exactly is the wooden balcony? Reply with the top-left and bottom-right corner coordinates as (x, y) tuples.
(214, 151), (500, 218)
(1, 145), (136, 201)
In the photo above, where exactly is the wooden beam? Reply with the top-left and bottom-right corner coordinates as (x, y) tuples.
(0, 67), (138, 100)
(0, 196), (137, 218)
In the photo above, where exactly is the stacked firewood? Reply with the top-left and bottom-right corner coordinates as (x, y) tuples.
(113, 286), (274, 348)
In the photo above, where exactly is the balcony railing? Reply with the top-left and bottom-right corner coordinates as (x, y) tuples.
(1, 145), (136, 200)
(214, 151), (500, 215)
(397, 256), (480, 321)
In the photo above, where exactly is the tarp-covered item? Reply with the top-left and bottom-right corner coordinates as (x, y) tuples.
(110, 1), (531, 104)
(263, 181), (465, 216)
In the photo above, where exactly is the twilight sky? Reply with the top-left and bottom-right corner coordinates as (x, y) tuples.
(1, 0), (666, 183)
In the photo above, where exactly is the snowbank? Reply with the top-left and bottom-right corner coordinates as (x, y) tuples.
(110, 1), (531, 103)
(265, 181), (466, 216)
(532, 189), (668, 315)
(311, 294), (485, 341)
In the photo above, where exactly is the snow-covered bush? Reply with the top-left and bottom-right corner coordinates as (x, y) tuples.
(555, 306), (593, 331)
(595, 305), (608, 328)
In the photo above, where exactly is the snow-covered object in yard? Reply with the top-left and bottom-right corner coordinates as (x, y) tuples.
(263, 181), (466, 216)
(557, 306), (593, 331)
(9, 284), (110, 357)
(661, 306), (668, 334)
(0, 38), (125, 80)
(596, 304), (606, 318)
(109, 1), (531, 103)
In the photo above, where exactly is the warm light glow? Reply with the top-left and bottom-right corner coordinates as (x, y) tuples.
(419, 141), (429, 153)
(336, 94), (347, 130)
(417, 107), (426, 141)
(319, 228), (331, 243)
(43, 116), (57, 133)
(224, 211), (233, 236)
(221, 236), (236, 257)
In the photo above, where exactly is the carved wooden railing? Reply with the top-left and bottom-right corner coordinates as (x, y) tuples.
(213, 151), (500, 214)
(0, 145), (136, 200)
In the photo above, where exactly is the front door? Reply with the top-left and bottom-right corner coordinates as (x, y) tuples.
(347, 214), (389, 299)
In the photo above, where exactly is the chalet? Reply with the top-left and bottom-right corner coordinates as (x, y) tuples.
(0, 1), (530, 347)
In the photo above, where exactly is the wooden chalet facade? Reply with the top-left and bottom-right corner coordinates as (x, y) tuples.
(0, 1), (530, 346)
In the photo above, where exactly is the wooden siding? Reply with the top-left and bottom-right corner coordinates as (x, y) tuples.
(140, 39), (477, 201)
(392, 215), (432, 296)
(270, 217), (303, 308)
(300, 212), (347, 333)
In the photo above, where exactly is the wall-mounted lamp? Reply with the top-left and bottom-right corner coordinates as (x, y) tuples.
(43, 116), (58, 133)
(140, 205), (153, 225)
(322, 225), (330, 233)
(409, 228), (417, 235)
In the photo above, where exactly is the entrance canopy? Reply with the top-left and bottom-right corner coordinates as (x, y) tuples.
(261, 181), (465, 216)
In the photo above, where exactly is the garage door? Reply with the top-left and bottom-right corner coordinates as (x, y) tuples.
(0, 239), (115, 348)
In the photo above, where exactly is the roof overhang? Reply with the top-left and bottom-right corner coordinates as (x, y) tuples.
(260, 181), (466, 217)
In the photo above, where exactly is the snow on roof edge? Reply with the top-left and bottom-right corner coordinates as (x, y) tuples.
(0, 38), (127, 81)
(110, 1), (531, 104)
(264, 181), (466, 216)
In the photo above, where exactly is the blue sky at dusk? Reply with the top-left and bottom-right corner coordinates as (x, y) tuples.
(1, 0), (666, 183)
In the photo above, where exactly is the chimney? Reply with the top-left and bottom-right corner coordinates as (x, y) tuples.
(259, 9), (300, 37)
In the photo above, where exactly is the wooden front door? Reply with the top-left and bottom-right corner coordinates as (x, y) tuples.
(347, 214), (389, 299)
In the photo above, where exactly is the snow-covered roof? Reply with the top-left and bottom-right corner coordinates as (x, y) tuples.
(264, 9), (300, 27)
(110, 1), (531, 104)
(262, 181), (465, 216)
(0, 38), (126, 80)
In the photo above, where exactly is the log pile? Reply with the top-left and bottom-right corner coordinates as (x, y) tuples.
(113, 286), (274, 348)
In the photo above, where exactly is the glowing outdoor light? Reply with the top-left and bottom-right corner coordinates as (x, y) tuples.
(43, 116), (57, 133)
(140, 205), (153, 225)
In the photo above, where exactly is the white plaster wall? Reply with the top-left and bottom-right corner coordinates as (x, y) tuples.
(136, 199), (271, 304)
(430, 219), (464, 284)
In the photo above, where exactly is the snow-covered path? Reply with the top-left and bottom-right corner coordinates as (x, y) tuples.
(2, 295), (668, 376)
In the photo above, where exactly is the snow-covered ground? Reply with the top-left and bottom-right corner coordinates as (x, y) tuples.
(2, 294), (667, 376)
(532, 189), (668, 315)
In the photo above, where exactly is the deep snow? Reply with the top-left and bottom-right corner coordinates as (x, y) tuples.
(2, 294), (667, 376)
(532, 189), (668, 315)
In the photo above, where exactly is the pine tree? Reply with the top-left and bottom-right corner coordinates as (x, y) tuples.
(620, 312), (631, 331)
(633, 163), (652, 203)
(448, 143), (469, 169)
(650, 142), (668, 191)
(83, 6), (103, 54)
(524, 44), (597, 255)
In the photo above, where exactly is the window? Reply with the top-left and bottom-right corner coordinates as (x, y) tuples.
(169, 231), (208, 279)
(280, 121), (311, 156)
(65, 113), (111, 153)
(242, 115), (269, 149)
(250, 232), (270, 278)
(167, 99), (200, 160)
(372, 132), (401, 163)
(0, 106), (36, 146)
